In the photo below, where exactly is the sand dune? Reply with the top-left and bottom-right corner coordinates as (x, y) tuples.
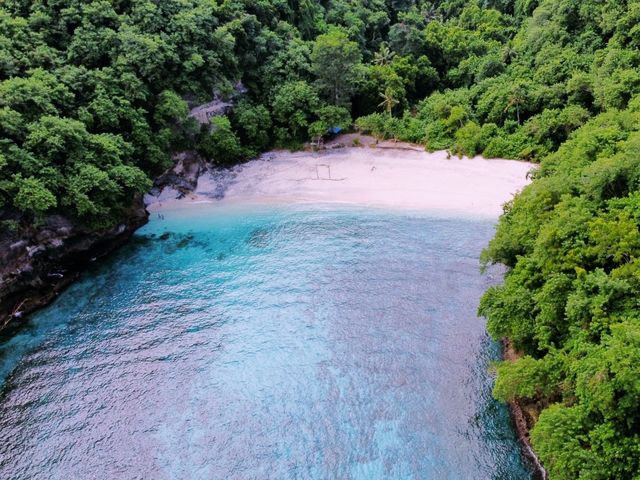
(147, 145), (534, 218)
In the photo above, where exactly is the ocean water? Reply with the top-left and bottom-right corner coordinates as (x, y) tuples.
(0, 204), (533, 479)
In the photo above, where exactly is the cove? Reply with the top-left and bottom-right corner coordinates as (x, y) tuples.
(0, 203), (533, 479)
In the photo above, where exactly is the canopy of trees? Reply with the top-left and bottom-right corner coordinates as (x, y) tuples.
(3, 0), (638, 226)
(2, 1), (640, 477)
(480, 105), (640, 480)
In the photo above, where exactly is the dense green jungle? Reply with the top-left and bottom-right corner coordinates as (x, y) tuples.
(2, 1), (640, 478)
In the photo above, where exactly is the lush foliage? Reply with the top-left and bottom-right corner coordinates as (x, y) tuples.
(4, 0), (639, 225)
(465, 2), (640, 477)
(3, 1), (640, 476)
(480, 106), (640, 478)
(0, 0), (369, 225)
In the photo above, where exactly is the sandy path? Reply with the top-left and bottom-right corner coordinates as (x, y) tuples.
(147, 147), (534, 218)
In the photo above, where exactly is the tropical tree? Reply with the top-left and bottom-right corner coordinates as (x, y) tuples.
(271, 80), (320, 139)
(12, 176), (57, 219)
(310, 27), (363, 106)
(505, 83), (528, 124)
(198, 116), (245, 165)
(373, 44), (396, 66)
(378, 87), (400, 115)
(501, 40), (517, 64)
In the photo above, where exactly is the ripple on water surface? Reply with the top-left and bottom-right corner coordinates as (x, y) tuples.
(0, 205), (533, 479)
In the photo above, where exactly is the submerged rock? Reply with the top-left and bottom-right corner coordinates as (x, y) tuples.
(247, 228), (271, 248)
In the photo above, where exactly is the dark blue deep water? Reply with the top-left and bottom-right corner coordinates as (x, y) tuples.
(0, 205), (533, 479)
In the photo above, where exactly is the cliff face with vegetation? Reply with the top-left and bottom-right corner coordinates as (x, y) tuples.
(2, 1), (640, 477)
(0, 198), (147, 330)
(479, 108), (640, 479)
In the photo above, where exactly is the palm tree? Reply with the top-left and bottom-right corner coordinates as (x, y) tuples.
(378, 87), (399, 116)
(501, 41), (517, 64)
(373, 45), (395, 66)
(423, 3), (440, 23)
(505, 85), (527, 124)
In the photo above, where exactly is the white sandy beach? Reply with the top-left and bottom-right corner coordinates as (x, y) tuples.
(147, 144), (534, 218)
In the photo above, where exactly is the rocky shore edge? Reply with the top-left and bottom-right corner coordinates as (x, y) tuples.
(0, 198), (148, 333)
(503, 338), (548, 480)
(0, 151), (208, 334)
(0, 144), (545, 480)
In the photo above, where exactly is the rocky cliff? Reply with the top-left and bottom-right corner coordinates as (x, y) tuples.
(0, 151), (210, 332)
(0, 197), (148, 332)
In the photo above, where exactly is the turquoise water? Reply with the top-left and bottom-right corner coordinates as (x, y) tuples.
(0, 204), (533, 479)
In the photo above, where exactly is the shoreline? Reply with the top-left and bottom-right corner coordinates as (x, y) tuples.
(1, 140), (543, 477)
(145, 140), (545, 477)
(3, 140), (534, 329)
(145, 140), (535, 220)
(509, 399), (548, 480)
(503, 338), (549, 480)
(0, 197), (148, 333)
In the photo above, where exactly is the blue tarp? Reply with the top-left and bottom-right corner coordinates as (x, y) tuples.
(329, 126), (342, 134)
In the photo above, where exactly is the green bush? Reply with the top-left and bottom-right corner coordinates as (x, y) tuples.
(198, 116), (246, 165)
(424, 120), (454, 151)
(453, 121), (482, 157)
(483, 128), (533, 159)
(13, 176), (57, 218)
(355, 113), (387, 139)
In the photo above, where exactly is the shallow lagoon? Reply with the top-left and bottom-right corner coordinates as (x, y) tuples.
(0, 204), (533, 479)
